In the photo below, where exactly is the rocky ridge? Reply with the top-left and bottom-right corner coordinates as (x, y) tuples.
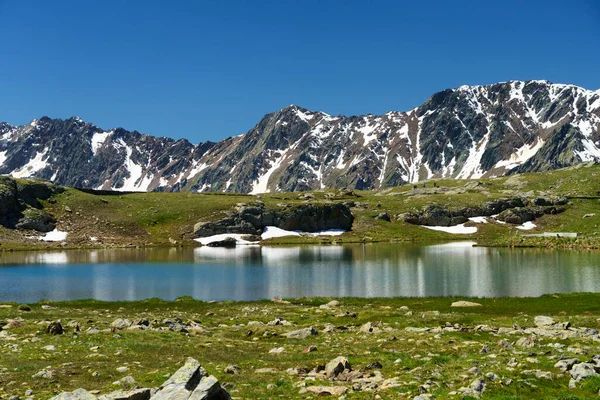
(1, 80), (598, 193)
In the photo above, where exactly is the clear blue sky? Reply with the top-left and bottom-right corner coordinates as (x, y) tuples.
(0, 0), (599, 143)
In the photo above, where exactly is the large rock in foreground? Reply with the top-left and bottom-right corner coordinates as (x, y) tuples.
(50, 358), (231, 400)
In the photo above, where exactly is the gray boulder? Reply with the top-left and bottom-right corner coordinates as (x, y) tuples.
(283, 327), (318, 339)
(152, 358), (206, 400)
(188, 375), (231, 400)
(98, 388), (151, 400)
(570, 362), (598, 381)
(50, 388), (98, 400)
(325, 356), (351, 379)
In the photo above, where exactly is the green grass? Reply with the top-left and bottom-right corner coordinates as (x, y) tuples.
(2, 294), (600, 398)
(2, 163), (600, 250)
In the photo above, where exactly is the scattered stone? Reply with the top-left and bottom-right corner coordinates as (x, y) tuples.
(283, 327), (318, 339)
(266, 384), (276, 390)
(269, 347), (285, 356)
(534, 316), (555, 327)
(50, 388), (97, 400)
(41, 305), (56, 310)
(18, 304), (31, 312)
(451, 301), (482, 307)
(303, 345), (318, 353)
(46, 321), (64, 335)
(366, 361), (383, 369)
(43, 345), (56, 351)
(570, 362), (598, 382)
(304, 386), (348, 396)
(224, 365), (240, 375)
(554, 358), (581, 372)
(32, 368), (55, 379)
(255, 368), (277, 374)
(116, 366), (129, 373)
(325, 356), (351, 378)
(111, 319), (132, 330)
(98, 388), (151, 400)
(515, 335), (536, 348)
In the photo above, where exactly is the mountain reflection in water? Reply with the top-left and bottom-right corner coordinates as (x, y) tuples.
(1, 242), (599, 302)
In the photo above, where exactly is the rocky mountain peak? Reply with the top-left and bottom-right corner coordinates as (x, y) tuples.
(0, 80), (598, 193)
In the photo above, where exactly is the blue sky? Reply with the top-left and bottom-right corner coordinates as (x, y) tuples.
(0, 0), (599, 143)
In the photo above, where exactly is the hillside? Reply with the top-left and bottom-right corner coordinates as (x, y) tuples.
(0, 80), (598, 194)
(1, 162), (599, 250)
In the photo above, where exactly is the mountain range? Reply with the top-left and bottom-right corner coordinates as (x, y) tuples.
(1, 80), (598, 193)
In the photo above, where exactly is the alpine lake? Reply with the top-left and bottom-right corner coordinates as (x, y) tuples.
(2, 242), (600, 302)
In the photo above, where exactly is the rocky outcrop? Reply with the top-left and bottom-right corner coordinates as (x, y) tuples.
(50, 358), (230, 400)
(0, 176), (62, 232)
(400, 197), (567, 226)
(193, 202), (353, 237)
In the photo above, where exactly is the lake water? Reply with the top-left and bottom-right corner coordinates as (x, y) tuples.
(1, 242), (600, 302)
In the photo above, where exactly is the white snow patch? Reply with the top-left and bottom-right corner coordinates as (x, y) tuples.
(358, 117), (379, 145)
(516, 221), (536, 230)
(89, 237), (98, 242)
(261, 226), (301, 240)
(113, 140), (151, 192)
(194, 233), (259, 246)
(295, 109), (315, 123)
(197, 183), (211, 193)
(11, 149), (49, 178)
(0, 151), (7, 167)
(468, 216), (488, 223)
(457, 133), (490, 179)
(494, 139), (545, 170)
(90, 130), (113, 155)
(250, 150), (288, 194)
(421, 224), (478, 234)
(39, 229), (68, 242)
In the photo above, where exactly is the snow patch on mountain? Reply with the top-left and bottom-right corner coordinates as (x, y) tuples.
(250, 150), (288, 194)
(11, 149), (49, 178)
(91, 130), (113, 155)
(495, 139), (545, 170)
(0, 151), (7, 167)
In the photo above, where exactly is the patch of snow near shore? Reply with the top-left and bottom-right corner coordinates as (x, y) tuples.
(195, 234), (258, 246)
(39, 230), (68, 242)
(468, 216), (488, 223)
(421, 224), (477, 234)
(261, 226), (300, 240)
(262, 226), (345, 239)
(195, 226), (347, 245)
(516, 221), (536, 230)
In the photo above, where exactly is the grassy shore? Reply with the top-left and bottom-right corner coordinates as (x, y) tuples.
(2, 294), (600, 399)
(1, 163), (600, 251)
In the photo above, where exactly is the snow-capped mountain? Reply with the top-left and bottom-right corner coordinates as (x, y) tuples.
(1, 80), (599, 193)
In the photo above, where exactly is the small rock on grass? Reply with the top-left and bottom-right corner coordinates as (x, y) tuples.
(46, 321), (64, 335)
(303, 386), (348, 396)
(451, 301), (482, 307)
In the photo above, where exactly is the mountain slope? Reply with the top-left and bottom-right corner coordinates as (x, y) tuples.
(0, 80), (599, 193)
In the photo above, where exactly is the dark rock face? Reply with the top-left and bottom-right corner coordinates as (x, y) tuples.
(0, 176), (62, 231)
(1, 80), (598, 193)
(206, 238), (237, 248)
(46, 321), (64, 335)
(193, 203), (354, 237)
(14, 208), (56, 232)
(401, 197), (566, 226)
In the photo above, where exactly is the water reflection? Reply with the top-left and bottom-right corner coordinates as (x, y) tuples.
(0, 243), (600, 302)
